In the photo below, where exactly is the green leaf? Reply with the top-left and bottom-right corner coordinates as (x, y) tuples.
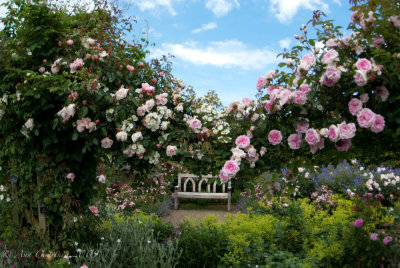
(72, 133), (78, 141)
(81, 106), (88, 117)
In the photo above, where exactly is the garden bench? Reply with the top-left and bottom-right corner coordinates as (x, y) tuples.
(174, 173), (231, 211)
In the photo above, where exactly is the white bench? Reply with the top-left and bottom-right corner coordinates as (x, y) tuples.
(174, 174), (231, 211)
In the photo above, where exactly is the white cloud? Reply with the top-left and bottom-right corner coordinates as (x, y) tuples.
(127, 0), (177, 16)
(269, 0), (330, 24)
(152, 40), (278, 70)
(279, 37), (292, 49)
(205, 0), (239, 17)
(192, 22), (217, 34)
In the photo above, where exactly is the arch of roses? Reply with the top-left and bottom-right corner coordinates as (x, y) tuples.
(0, 0), (399, 240)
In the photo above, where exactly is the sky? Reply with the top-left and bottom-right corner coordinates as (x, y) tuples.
(0, 0), (354, 106)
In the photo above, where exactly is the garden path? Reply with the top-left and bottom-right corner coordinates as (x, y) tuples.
(161, 204), (238, 227)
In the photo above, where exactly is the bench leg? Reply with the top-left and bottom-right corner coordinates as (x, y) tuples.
(174, 186), (179, 210)
(228, 188), (231, 212)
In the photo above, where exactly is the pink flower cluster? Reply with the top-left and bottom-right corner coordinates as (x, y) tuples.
(76, 117), (96, 132)
(166, 145), (177, 157)
(70, 58), (84, 73)
(265, 84), (310, 111)
(357, 108), (385, 133)
(155, 93), (168, 105)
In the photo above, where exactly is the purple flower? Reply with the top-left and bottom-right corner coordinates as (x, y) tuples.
(0, 241), (3, 247)
(383, 236), (393, 245)
(352, 218), (364, 227)
(375, 193), (384, 200)
(370, 233), (379, 241)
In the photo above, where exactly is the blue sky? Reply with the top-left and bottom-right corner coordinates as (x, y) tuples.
(0, 0), (353, 106)
(124, 0), (353, 105)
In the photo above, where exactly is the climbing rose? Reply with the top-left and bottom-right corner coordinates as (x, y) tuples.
(320, 67), (341, 87)
(335, 139), (352, 151)
(101, 137), (113, 149)
(288, 134), (302, 150)
(338, 122), (356, 140)
(66, 39), (74, 46)
(322, 49), (339, 64)
(268, 130), (282, 145)
(70, 58), (84, 73)
(371, 114), (385, 133)
(126, 65), (134, 72)
(256, 76), (265, 90)
(24, 118), (34, 130)
(166, 145), (177, 157)
(115, 85), (129, 100)
(115, 131), (128, 142)
(375, 86), (389, 102)
(235, 135), (251, 149)
(354, 70), (367, 86)
(352, 218), (364, 227)
(355, 58), (372, 71)
(357, 108), (375, 128)
(348, 98), (363, 116)
(223, 160), (239, 175)
(305, 128), (320, 145)
(219, 170), (229, 183)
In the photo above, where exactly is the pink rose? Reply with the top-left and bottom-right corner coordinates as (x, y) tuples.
(242, 97), (253, 107)
(338, 122), (356, 139)
(371, 114), (385, 133)
(322, 49), (339, 65)
(101, 137), (113, 149)
(137, 106), (146, 116)
(116, 131), (128, 142)
(223, 160), (240, 175)
(66, 173), (75, 182)
(288, 134), (302, 150)
(89, 205), (99, 216)
(335, 139), (352, 151)
(371, 37), (384, 48)
(355, 58), (372, 71)
(310, 138), (325, 154)
(66, 39), (74, 46)
(296, 119), (309, 133)
(292, 91), (306, 105)
(354, 70), (368, 86)
(357, 108), (375, 128)
(264, 102), (277, 113)
(328, 125), (340, 142)
(279, 89), (292, 106)
(383, 236), (393, 245)
(301, 53), (316, 66)
(268, 130), (282, 145)
(141, 82), (154, 93)
(320, 67), (341, 87)
(348, 98), (363, 116)
(39, 67), (45, 73)
(166, 145), (177, 157)
(235, 135), (251, 149)
(305, 128), (320, 145)
(115, 85), (129, 100)
(299, 84), (311, 94)
(219, 170), (229, 183)
(70, 58), (84, 73)
(256, 76), (265, 90)
(126, 65), (134, 72)
(190, 119), (202, 130)
(375, 86), (389, 102)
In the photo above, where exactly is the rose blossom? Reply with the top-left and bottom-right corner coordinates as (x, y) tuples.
(305, 128), (320, 145)
(354, 70), (368, 86)
(383, 236), (393, 245)
(371, 114), (385, 133)
(268, 130), (282, 145)
(89, 205), (99, 216)
(235, 135), (251, 149)
(189, 119), (202, 131)
(292, 91), (307, 105)
(219, 170), (229, 183)
(101, 137), (113, 149)
(348, 98), (363, 116)
(370, 233), (379, 241)
(141, 82), (154, 93)
(320, 67), (341, 87)
(357, 108), (375, 128)
(256, 76), (265, 90)
(375, 86), (389, 102)
(335, 139), (352, 152)
(57, 104), (76, 121)
(126, 65), (134, 72)
(355, 58), (372, 71)
(97, 174), (106, 183)
(320, 128), (328, 137)
(338, 122), (356, 139)
(115, 85), (129, 100)
(322, 49), (339, 65)
(360, 93), (369, 103)
(70, 58), (84, 73)
(166, 145), (177, 157)
(24, 118), (34, 130)
(296, 119), (309, 133)
(66, 39), (74, 46)
(288, 134), (302, 150)
(352, 218), (364, 227)
(299, 84), (311, 94)
(66, 173), (75, 182)
(39, 67), (45, 73)
(223, 160), (239, 175)
(116, 131), (128, 142)
(131, 131), (143, 142)
(137, 106), (146, 116)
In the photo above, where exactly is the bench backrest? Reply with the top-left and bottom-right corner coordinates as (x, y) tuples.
(177, 173), (231, 193)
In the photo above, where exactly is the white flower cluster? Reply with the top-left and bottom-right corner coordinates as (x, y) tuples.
(144, 112), (161, 132)
(148, 151), (161, 165)
(120, 119), (135, 133)
(157, 106), (173, 120)
(194, 103), (218, 124)
(0, 185), (10, 202)
(212, 121), (232, 143)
